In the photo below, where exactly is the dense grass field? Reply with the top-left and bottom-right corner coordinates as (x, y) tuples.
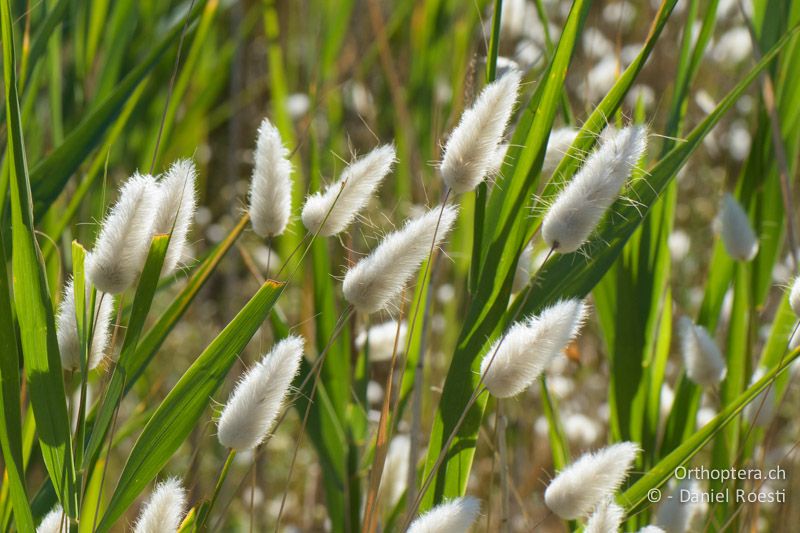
(2, 0), (800, 531)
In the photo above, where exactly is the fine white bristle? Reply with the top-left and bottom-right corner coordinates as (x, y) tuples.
(217, 335), (304, 450)
(656, 481), (707, 532)
(249, 118), (293, 237)
(719, 193), (758, 261)
(152, 159), (198, 276)
(342, 205), (458, 314)
(133, 478), (187, 533)
(542, 125), (647, 253)
(355, 320), (408, 362)
(584, 498), (625, 533)
(544, 441), (639, 519)
(56, 277), (115, 372)
(789, 276), (800, 316)
(440, 71), (521, 193)
(87, 174), (157, 293)
(480, 299), (587, 398)
(407, 496), (481, 533)
(36, 505), (65, 533)
(679, 317), (726, 387)
(301, 144), (396, 236)
(542, 127), (579, 175)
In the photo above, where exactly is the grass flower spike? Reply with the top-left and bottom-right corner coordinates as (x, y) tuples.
(56, 277), (114, 372)
(679, 317), (726, 387)
(585, 498), (625, 533)
(133, 478), (187, 533)
(544, 441), (639, 519)
(440, 70), (521, 193)
(217, 335), (304, 450)
(789, 275), (800, 316)
(301, 144), (396, 236)
(36, 505), (64, 533)
(249, 118), (293, 237)
(152, 159), (198, 276)
(343, 204), (458, 314)
(407, 496), (481, 533)
(86, 173), (157, 293)
(480, 299), (587, 398)
(719, 193), (758, 261)
(542, 125), (647, 253)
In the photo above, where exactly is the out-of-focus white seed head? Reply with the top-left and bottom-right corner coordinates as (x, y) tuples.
(249, 119), (293, 237)
(719, 193), (758, 261)
(86, 174), (157, 293)
(440, 71), (521, 193)
(542, 125), (647, 253)
(36, 505), (65, 533)
(379, 435), (410, 508)
(544, 441), (639, 519)
(133, 478), (187, 533)
(301, 145), (395, 236)
(584, 498), (625, 533)
(789, 276), (800, 316)
(679, 317), (726, 387)
(637, 527), (666, 533)
(656, 480), (707, 532)
(511, 242), (534, 293)
(542, 127), (579, 175)
(744, 367), (775, 426)
(355, 320), (407, 362)
(56, 277), (115, 372)
(407, 496), (481, 533)
(342, 205), (458, 314)
(480, 299), (587, 398)
(152, 159), (198, 276)
(217, 335), (304, 450)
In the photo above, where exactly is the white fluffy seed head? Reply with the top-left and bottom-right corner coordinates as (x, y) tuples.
(584, 498), (625, 533)
(480, 299), (587, 398)
(407, 496), (481, 533)
(511, 242), (534, 293)
(679, 317), (726, 387)
(355, 320), (408, 362)
(440, 71), (521, 193)
(152, 159), (198, 276)
(542, 125), (647, 253)
(301, 144), (395, 236)
(656, 480), (707, 533)
(637, 527), (666, 533)
(719, 193), (758, 261)
(217, 335), (304, 450)
(133, 478), (187, 533)
(744, 367), (774, 426)
(379, 434), (410, 508)
(249, 118), (293, 237)
(342, 205), (458, 314)
(789, 276), (800, 316)
(56, 277), (115, 372)
(542, 127), (579, 175)
(86, 174), (157, 293)
(36, 505), (65, 533)
(544, 441), (640, 519)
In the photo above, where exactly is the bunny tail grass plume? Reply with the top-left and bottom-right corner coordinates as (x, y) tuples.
(584, 498), (625, 533)
(656, 481), (707, 532)
(36, 505), (64, 533)
(217, 335), (304, 450)
(544, 441), (639, 519)
(511, 242), (534, 293)
(379, 435), (410, 508)
(542, 127), (579, 175)
(719, 193), (758, 261)
(133, 478), (187, 533)
(56, 277), (115, 372)
(789, 276), (800, 316)
(86, 174), (157, 293)
(480, 299), (586, 398)
(249, 118), (293, 237)
(152, 159), (198, 276)
(407, 496), (481, 533)
(343, 205), (458, 314)
(679, 317), (726, 387)
(542, 125), (647, 253)
(440, 70), (521, 193)
(355, 320), (408, 362)
(301, 144), (395, 236)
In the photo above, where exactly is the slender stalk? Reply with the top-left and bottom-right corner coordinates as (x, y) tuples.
(198, 448), (237, 530)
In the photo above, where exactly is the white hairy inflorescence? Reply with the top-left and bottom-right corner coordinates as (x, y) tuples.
(342, 205), (458, 314)
(406, 496), (481, 533)
(133, 478), (187, 533)
(744, 367), (774, 426)
(542, 125), (647, 253)
(719, 193), (758, 261)
(544, 441), (639, 519)
(379, 435), (410, 508)
(249, 118), (293, 237)
(301, 144), (396, 236)
(542, 127), (579, 175)
(152, 159), (198, 276)
(480, 299), (587, 398)
(440, 71), (521, 193)
(56, 277), (115, 372)
(584, 498), (625, 533)
(217, 335), (304, 450)
(36, 505), (64, 533)
(511, 242), (534, 293)
(789, 276), (800, 316)
(355, 320), (408, 362)
(679, 317), (727, 387)
(86, 174), (157, 294)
